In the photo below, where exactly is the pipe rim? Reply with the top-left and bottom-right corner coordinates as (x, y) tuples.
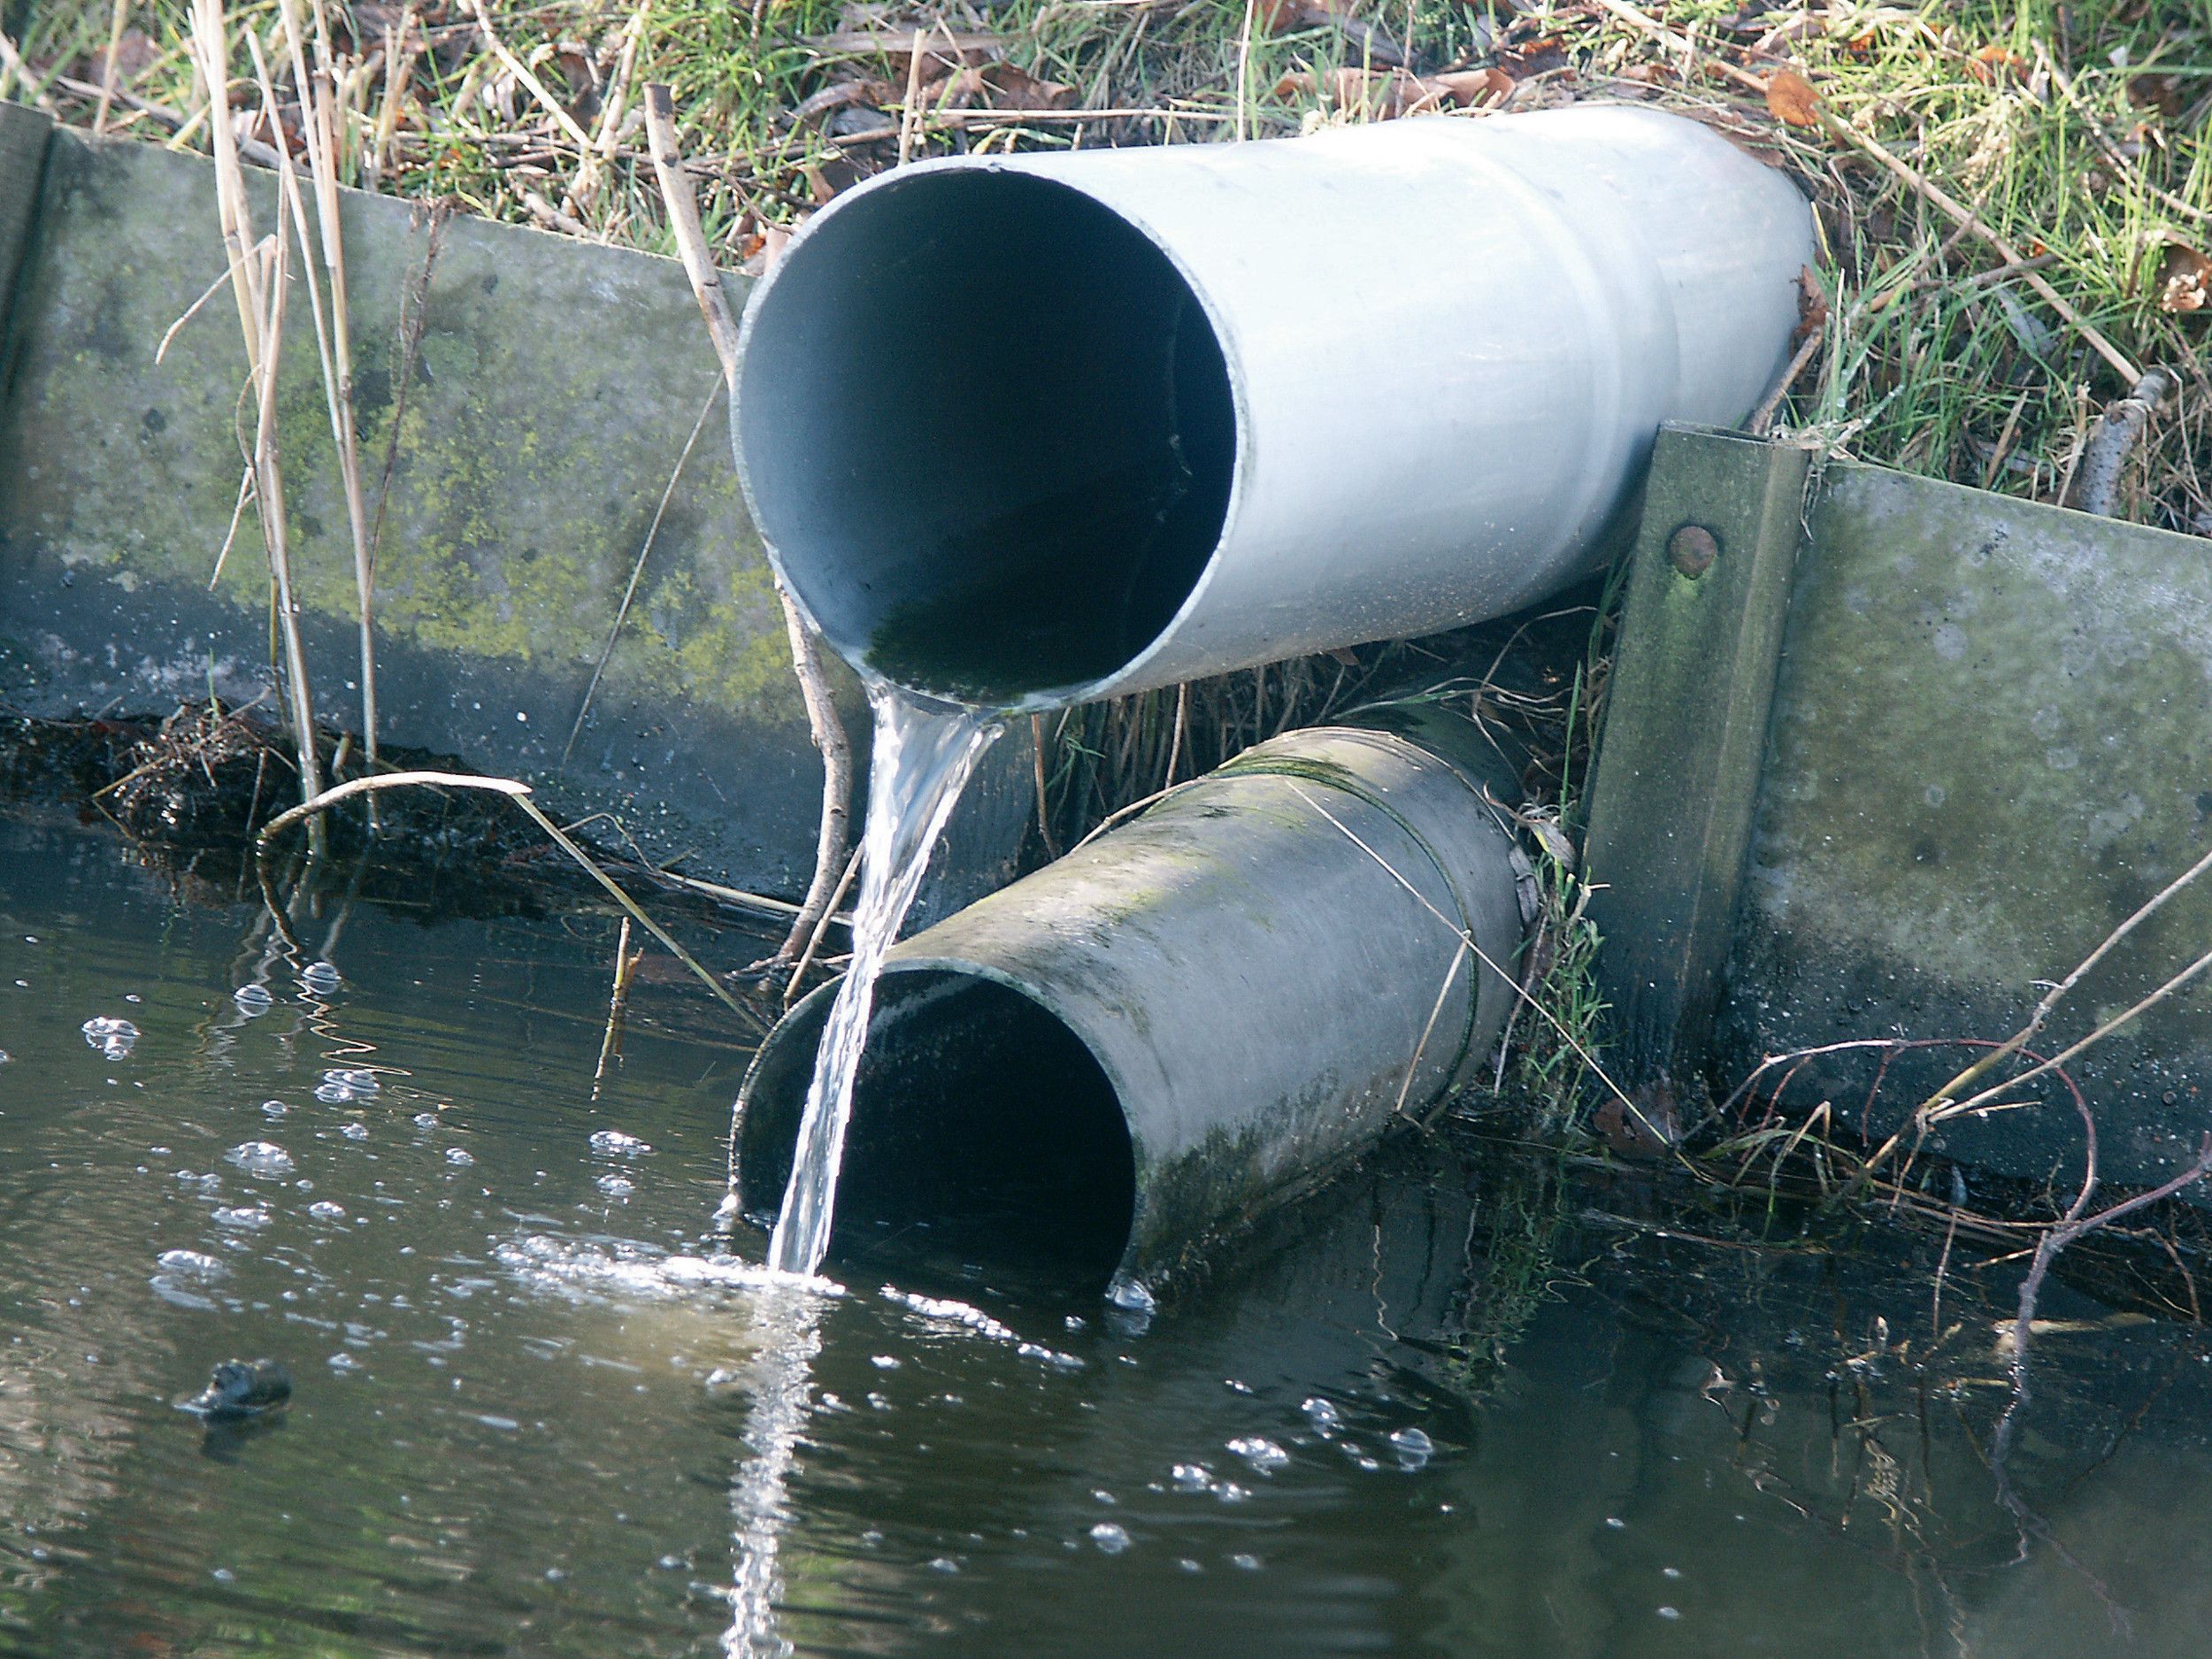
(732, 157), (1249, 711)
(736, 959), (1145, 1283)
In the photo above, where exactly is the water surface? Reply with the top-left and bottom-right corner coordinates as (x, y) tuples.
(4, 810), (2212, 1656)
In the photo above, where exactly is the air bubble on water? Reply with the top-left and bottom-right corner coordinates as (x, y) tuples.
(1301, 1396), (1341, 1432)
(1605, 1517), (1626, 1530)
(212, 1205), (270, 1230)
(588, 1130), (652, 1157)
(226, 1141), (295, 1178)
(1226, 1437), (1290, 1475)
(1171, 1463), (1213, 1493)
(1389, 1426), (1433, 1471)
(413, 1113), (440, 1130)
(596, 1173), (634, 1197)
(327, 1352), (362, 1371)
(341, 1123), (369, 1141)
(233, 984), (273, 1016)
(317, 1068), (380, 1103)
(1229, 1553), (1262, 1571)
(926, 1558), (959, 1575)
(1663, 1567), (1683, 1580)
(81, 1017), (139, 1059)
(1088, 1523), (1130, 1555)
(1215, 1482), (1251, 1504)
(1657, 1607), (1681, 1621)
(1104, 1271), (1155, 1315)
(156, 1249), (227, 1280)
(308, 1201), (347, 1221)
(871, 1355), (901, 1370)
(261, 1100), (289, 1119)
(444, 1148), (475, 1167)
(299, 961), (342, 995)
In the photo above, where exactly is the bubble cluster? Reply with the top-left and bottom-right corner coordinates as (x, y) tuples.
(81, 1016), (139, 1059)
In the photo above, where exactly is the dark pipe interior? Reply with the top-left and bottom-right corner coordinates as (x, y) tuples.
(737, 972), (1137, 1289)
(736, 169), (1236, 706)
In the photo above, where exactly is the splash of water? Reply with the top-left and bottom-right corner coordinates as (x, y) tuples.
(719, 1283), (826, 1659)
(764, 684), (1002, 1278)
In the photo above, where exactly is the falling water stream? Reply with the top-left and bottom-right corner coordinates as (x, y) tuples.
(760, 686), (1003, 1278)
(713, 687), (1000, 1655)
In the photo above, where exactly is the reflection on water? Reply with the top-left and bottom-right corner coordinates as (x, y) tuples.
(4, 807), (2212, 1656)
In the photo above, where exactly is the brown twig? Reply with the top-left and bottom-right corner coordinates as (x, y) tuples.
(94, 0), (131, 134)
(257, 770), (761, 1028)
(2066, 369), (2174, 518)
(782, 843), (859, 1005)
(592, 914), (642, 1092)
(279, 0), (381, 792)
(642, 81), (853, 972)
(1746, 328), (1824, 435)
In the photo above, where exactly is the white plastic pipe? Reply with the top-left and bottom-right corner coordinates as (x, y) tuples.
(736, 106), (1814, 710)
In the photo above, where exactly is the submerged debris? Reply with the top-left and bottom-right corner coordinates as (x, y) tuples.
(177, 1358), (294, 1423)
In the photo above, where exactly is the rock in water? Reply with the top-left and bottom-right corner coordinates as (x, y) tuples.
(180, 1358), (294, 1421)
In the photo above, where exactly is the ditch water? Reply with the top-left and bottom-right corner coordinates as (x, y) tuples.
(8, 804), (2212, 1656)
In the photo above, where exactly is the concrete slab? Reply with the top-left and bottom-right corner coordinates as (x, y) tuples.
(0, 107), (1029, 910)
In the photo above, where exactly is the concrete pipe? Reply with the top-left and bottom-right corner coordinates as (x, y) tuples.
(733, 718), (1530, 1292)
(735, 106), (1814, 710)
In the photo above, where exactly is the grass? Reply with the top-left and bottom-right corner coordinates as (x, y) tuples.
(7, 0), (2207, 1112)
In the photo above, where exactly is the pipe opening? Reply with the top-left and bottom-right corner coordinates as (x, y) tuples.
(737, 971), (1137, 1288)
(737, 170), (1236, 706)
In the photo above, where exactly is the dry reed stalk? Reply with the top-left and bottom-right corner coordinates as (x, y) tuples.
(570, 0), (646, 219)
(190, 0), (325, 835)
(593, 914), (642, 1090)
(641, 81), (853, 972)
(94, 0), (131, 134)
(278, 0), (380, 789)
(257, 771), (762, 1028)
(468, 0), (596, 152)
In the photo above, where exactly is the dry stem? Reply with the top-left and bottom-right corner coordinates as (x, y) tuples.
(642, 81), (852, 972)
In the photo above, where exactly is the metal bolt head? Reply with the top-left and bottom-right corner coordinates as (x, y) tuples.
(1668, 524), (1719, 579)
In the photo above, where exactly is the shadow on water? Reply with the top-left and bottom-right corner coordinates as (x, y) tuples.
(8, 805), (2212, 1656)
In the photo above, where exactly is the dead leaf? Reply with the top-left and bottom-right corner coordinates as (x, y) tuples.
(1966, 43), (2024, 85)
(1275, 67), (1431, 119)
(1765, 68), (1822, 128)
(1325, 65), (1433, 120)
(2128, 73), (2185, 119)
(814, 28), (1002, 77)
(1257, 0), (1407, 69)
(2157, 241), (2211, 315)
(741, 223), (792, 278)
(1425, 66), (1514, 107)
(921, 62), (1078, 112)
(1495, 33), (1569, 79)
(974, 61), (1078, 111)
(793, 79), (895, 127)
(1793, 265), (1829, 342)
